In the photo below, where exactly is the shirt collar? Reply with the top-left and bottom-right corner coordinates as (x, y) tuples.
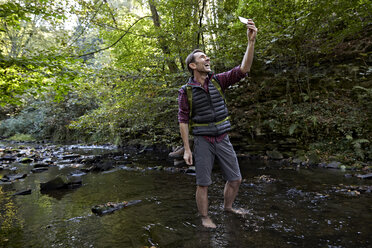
(187, 72), (214, 86)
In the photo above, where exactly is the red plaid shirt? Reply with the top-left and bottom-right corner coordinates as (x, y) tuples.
(178, 65), (247, 143)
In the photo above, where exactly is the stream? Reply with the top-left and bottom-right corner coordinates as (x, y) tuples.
(0, 142), (371, 248)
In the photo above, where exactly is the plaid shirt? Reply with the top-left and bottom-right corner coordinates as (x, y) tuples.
(178, 65), (247, 143)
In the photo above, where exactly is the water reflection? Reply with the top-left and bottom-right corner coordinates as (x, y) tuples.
(0, 146), (371, 247)
(0, 187), (25, 247)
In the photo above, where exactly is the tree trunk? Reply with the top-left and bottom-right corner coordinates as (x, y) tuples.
(197, 0), (207, 48)
(148, 0), (179, 73)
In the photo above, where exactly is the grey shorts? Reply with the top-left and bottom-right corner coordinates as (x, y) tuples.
(193, 135), (241, 186)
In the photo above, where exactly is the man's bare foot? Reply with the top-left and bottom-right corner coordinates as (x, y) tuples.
(201, 216), (217, 229)
(224, 207), (248, 216)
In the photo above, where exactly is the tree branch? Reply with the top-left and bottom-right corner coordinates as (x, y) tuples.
(103, 0), (118, 28)
(67, 0), (104, 48)
(77, 15), (151, 58)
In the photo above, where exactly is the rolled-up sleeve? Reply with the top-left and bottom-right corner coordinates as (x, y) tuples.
(216, 65), (248, 91)
(178, 88), (189, 123)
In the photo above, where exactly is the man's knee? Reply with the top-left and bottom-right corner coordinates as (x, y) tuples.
(227, 179), (242, 188)
(197, 185), (209, 191)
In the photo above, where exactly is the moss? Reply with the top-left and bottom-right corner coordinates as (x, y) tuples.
(8, 134), (35, 142)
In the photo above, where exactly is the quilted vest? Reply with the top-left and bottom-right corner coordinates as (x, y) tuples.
(182, 76), (231, 136)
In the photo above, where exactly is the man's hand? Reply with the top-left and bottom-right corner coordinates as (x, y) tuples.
(183, 149), (193, 165)
(179, 123), (193, 165)
(246, 19), (258, 42)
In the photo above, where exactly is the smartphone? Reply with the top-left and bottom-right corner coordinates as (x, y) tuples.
(238, 16), (249, 24)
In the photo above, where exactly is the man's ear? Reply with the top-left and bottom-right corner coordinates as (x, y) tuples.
(189, 62), (196, 70)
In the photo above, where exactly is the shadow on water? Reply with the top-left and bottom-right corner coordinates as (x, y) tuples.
(0, 143), (371, 247)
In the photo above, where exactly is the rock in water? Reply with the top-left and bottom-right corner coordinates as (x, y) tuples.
(65, 177), (82, 189)
(20, 157), (34, 163)
(13, 189), (32, 196)
(31, 167), (49, 173)
(62, 154), (81, 160)
(1, 173), (27, 182)
(40, 176), (82, 192)
(356, 173), (372, 179)
(0, 155), (16, 162)
(33, 163), (51, 168)
(92, 200), (141, 215)
(326, 161), (341, 169)
(266, 150), (283, 160)
(40, 177), (66, 191)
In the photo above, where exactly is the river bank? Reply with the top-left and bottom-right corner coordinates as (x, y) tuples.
(2, 138), (371, 174)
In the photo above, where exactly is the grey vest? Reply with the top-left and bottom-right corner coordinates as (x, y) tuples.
(183, 76), (231, 136)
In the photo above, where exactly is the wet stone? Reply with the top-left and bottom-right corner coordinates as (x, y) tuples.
(33, 163), (51, 168)
(1, 173), (27, 182)
(255, 175), (277, 183)
(65, 177), (82, 189)
(31, 167), (49, 173)
(40, 177), (66, 191)
(0, 155), (17, 161)
(57, 160), (76, 165)
(92, 200), (141, 215)
(42, 158), (55, 164)
(92, 162), (114, 172)
(62, 154), (81, 160)
(118, 165), (137, 171)
(318, 162), (327, 168)
(355, 173), (372, 179)
(173, 159), (186, 167)
(185, 166), (196, 174)
(69, 170), (87, 177)
(40, 176), (83, 191)
(326, 161), (341, 169)
(13, 189), (32, 196)
(148, 166), (163, 171)
(20, 157), (34, 163)
(292, 158), (304, 165)
(332, 185), (372, 195)
(266, 150), (283, 160)
(163, 167), (182, 173)
(81, 155), (102, 164)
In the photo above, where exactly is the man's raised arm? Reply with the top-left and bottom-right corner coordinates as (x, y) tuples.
(240, 19), (258, 74)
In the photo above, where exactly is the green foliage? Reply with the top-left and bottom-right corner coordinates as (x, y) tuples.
(0, 89), (98, 141)
(0, 0), (370, 162)
(8, 133), (35, 142)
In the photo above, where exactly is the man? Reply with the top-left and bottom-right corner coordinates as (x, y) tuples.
(178, 19), (257, 228)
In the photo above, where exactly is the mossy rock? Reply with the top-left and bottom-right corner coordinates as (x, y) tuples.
(20, 157), (34, 163)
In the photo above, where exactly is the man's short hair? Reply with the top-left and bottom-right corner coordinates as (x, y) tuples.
(185, 49), (204, 75)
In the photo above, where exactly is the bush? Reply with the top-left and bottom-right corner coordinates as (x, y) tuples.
(0, 91), (98, 142)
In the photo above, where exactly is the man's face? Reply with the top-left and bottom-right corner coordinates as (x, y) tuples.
(190, 52), (211, 74)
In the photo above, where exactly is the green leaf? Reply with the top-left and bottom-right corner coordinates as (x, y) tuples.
(289, 123), (298, 136)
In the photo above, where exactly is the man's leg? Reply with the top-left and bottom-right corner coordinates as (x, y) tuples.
(216, 135), (243, 213)
(194, 136), (216, 228)
(223, 179), (241, 211)
(196, 185), (216, 228)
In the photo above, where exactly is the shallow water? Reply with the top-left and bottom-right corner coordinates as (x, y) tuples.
(0, 144), (371, 248)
